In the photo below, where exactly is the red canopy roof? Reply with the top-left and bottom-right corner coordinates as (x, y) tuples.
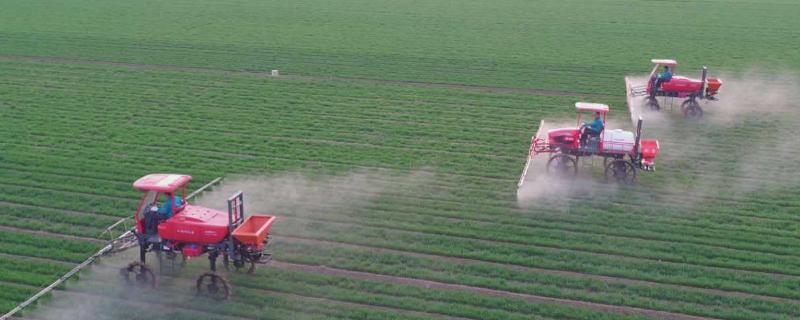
(133, 174), (192, 193)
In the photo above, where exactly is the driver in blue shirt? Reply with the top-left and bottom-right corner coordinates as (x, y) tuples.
(655, 65), (673, 89)
(580, 112), (604, 147)
(158, 192), (182, 219)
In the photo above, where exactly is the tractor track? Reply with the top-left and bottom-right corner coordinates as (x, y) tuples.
(269, 260), (719, 320)
(0, 199), (125, 221)
(275, 235), (800, 306)
(5, 185), (800, 284)
(0, 252), (75, 267)
(0, 54), (609, 99)
(5, 172), (800, 282)
(0, 225), (104, 244)
(38, 289), (256, 320)
(83, 264), (481, 320)
(5, 160), (800, 246)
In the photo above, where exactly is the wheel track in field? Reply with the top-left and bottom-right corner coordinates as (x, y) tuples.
(5, 117), (520, 162)
(6, 152), (800, 227)
(4, 165), (800, 263)
(8, 133), (800, 222)
(0, 253), (74, 268)
(275, 235), (800, 306)
(6, 178), (800, 280)
(0, 54), (609, 99)
(269, 260), (718, 320)
(1, 215), (787, 317)
(32, 289), (257, 320)
(0, 225), (104, 244)
(4, 182), (794, 282)
(6, 167), (800, 266)
(83, 264), (488, 320)
(7, 197), (800, 307)
(7, 155), (800, 236)
(4, 162), (800, 274)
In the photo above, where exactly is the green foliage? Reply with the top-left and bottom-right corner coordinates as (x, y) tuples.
(1, 0), (800, 319)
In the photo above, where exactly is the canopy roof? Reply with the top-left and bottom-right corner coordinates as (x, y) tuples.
(133, 174), (192, 193)
(651, 59), (677, 66)
(575, 102), (609, 114)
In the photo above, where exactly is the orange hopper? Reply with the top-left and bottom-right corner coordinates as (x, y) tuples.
(233, 215), (276, 245)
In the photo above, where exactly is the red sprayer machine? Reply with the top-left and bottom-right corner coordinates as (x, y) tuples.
(121, 173), (276, 299)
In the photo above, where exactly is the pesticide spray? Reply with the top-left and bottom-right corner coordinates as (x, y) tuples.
(516, 120), (619, 208)
(625, 68), (800, 203)
(23, 169), (433, 319)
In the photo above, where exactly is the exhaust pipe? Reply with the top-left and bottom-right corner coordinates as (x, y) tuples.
(700, 66), (708, 98)
(634, 116), (642, 153)
(634, 117), (644, 168)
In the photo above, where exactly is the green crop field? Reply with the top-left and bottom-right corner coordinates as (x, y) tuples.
(1, 0), (799, 319)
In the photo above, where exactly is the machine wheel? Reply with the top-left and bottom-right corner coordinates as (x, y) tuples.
(196, 272), (231, 300)
(603, 156), (623, 169)
(645, 98), (660, 111)
(681, 100), (703, 118)
(604, 160), (637, 185)
(120, 261), (156, 287)
(546, 154), (578, 179)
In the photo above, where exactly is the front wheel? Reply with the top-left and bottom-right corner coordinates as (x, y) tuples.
(645, 98), (660, 111)
(196, 272), (231, 300)
(604, 160), (636, 185)
(546, 154), (578, 179)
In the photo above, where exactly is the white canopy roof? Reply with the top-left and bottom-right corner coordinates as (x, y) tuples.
(575, 102), (609, 113)
(651, 59), (677, 66)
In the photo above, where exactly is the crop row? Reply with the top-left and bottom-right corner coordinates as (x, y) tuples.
(71, 259), (650, 320)
(6, 146), (800, 276)
(3, 140), (786, 255)
(271, 216), (800, 301)
(270, 239), (800, 320)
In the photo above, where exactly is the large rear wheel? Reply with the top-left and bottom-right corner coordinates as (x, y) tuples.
(604, 160), (636, 185)
(196, 272), (231, 300)
(681, 99), (703, 118)
(546, 154), (578, 179)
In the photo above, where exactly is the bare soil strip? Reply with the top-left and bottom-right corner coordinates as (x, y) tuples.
(269, 260), (719, 320)
(85, 264), (476, 320)
(277, 235), (800, 305)
(0, 55), (608, 98)
(52, 290), (256, 320)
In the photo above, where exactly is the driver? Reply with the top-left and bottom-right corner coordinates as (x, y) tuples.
(655, 65), (672, 89)
(580, 112), (604, 147)
(158, 192), (183, 219)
